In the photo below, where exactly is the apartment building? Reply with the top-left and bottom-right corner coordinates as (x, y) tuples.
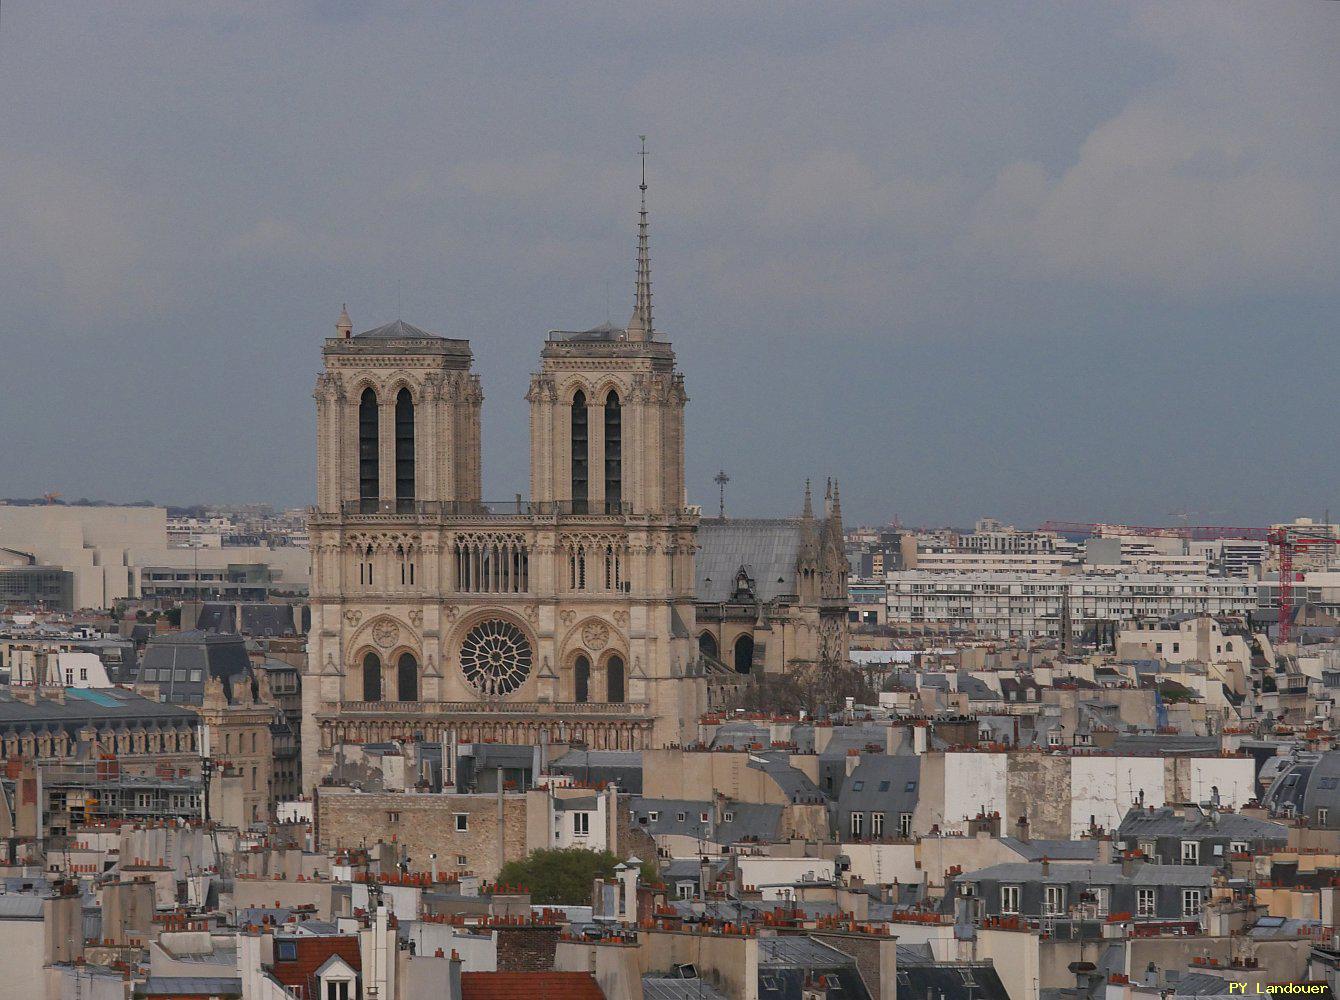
(882, 571), (1256, 638)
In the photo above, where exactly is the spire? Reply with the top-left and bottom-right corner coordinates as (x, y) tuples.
(336, 303), (352, 339)
(798, 479), (820, 573)
(827, 479), (844, 546)
(626, 135), (653, 342)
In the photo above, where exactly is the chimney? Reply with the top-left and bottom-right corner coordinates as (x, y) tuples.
(1017, 815), (1030, 844)
(618, 859), (640, 922)
(44, 883), (84, 965)
(1096, 837), (1113, 864)
(448, 953), (463, 999)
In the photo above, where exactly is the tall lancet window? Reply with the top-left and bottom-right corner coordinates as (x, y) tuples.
(571, 390), (589, 513)
(358, 388), (379, 512)
(604, 390), (621, 512)
(395, 387), (415, 512)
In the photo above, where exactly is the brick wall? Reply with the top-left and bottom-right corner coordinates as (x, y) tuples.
(495, 925), (561, 973)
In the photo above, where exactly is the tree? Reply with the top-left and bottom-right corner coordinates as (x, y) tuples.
(497, 848), (651, 906)
(719, 661), (877, 717)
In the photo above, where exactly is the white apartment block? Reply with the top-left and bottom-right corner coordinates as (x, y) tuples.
(882, 571), (1256, 638)
(910, 550), (1078, 574)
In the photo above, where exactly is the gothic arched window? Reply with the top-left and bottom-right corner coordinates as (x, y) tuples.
(574, 654), (590, 704)
(571, 390), (588, 513)
(359, 387), (379, 512)
(362, 651), (382, 701)
(397, 652), (418, 701)
(733, 634), (754, 675)
(606, 654), (625, 704)
(395, 387), (415, 512)
(698, 632), (718, 661)
(604, 390), (621, 512)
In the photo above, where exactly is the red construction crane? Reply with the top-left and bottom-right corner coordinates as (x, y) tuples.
(1268, 528), (1340, 643)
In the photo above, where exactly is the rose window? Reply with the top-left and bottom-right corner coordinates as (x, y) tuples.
(459, 618), (533, 696)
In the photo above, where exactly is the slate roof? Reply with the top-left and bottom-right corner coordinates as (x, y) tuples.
(1248, 914), (1319, 938)
(757, 937), (868, 1000)
(897, 957), (1011, 1000)
(548, 749), (643, 792)
(195, 603), (299, 637)
(956, 861), (1212, 887)
(629, 797), (784, 843)
(999, 838), (1100, 862)
(750, 757), (826, 803)
(956, 673), (1001, 700)
(757, 935), (856, 967)
(0, 687), (197, 737)
(1117, 806), (1287, 841)
(643, 976), (730, 1000)
(1263, 750), (1340, 820)
(1108, 734), (1221, 756)
(696, 519), (803, 603)
(136, 978), (242, 998)
(836, 755), (920, 816)
(466, 744), (534, 770)
(708, 722), (771, 749)
(137, 630), (250, 705)
(354, 319), (442, 340)
(1172, 972), (1237, 996)
(0, 895), (44, 918)
(559, 322), (627, 342)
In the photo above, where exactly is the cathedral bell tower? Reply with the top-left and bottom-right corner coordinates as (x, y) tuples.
(313, 317), (482, 516)
(526, 137), (687, 516)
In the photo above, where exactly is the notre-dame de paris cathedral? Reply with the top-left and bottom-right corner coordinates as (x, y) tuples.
(301, 165), (848, 788)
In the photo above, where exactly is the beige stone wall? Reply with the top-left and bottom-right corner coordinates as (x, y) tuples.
(317, 789), (528, 881)
(641, 750), (796, 803)
(1004, 752), (1072, 841)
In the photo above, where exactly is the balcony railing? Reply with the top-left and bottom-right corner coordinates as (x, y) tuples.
(333, 699), (647, 716)
(335, 499), (632, 518)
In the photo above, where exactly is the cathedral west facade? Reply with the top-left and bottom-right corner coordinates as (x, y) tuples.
(302, 177), (847, 789)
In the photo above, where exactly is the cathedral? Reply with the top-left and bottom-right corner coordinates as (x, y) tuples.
(302, 169), (847, 789)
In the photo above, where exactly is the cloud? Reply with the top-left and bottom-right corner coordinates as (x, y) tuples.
(964, 4), (1340, 296)
(0, 3), (1336, 522)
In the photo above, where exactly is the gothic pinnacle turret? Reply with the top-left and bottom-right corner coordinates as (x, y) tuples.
(625, 135), (653, 342)
(336, 303), (352, 339)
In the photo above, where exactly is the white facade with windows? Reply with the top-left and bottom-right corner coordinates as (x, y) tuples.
(882, 571), (1255, 638)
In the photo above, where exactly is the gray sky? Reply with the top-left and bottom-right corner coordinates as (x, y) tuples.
(2, 2), (1337, 528)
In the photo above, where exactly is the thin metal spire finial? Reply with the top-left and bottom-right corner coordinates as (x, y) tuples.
(627, 134), (653, 340)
